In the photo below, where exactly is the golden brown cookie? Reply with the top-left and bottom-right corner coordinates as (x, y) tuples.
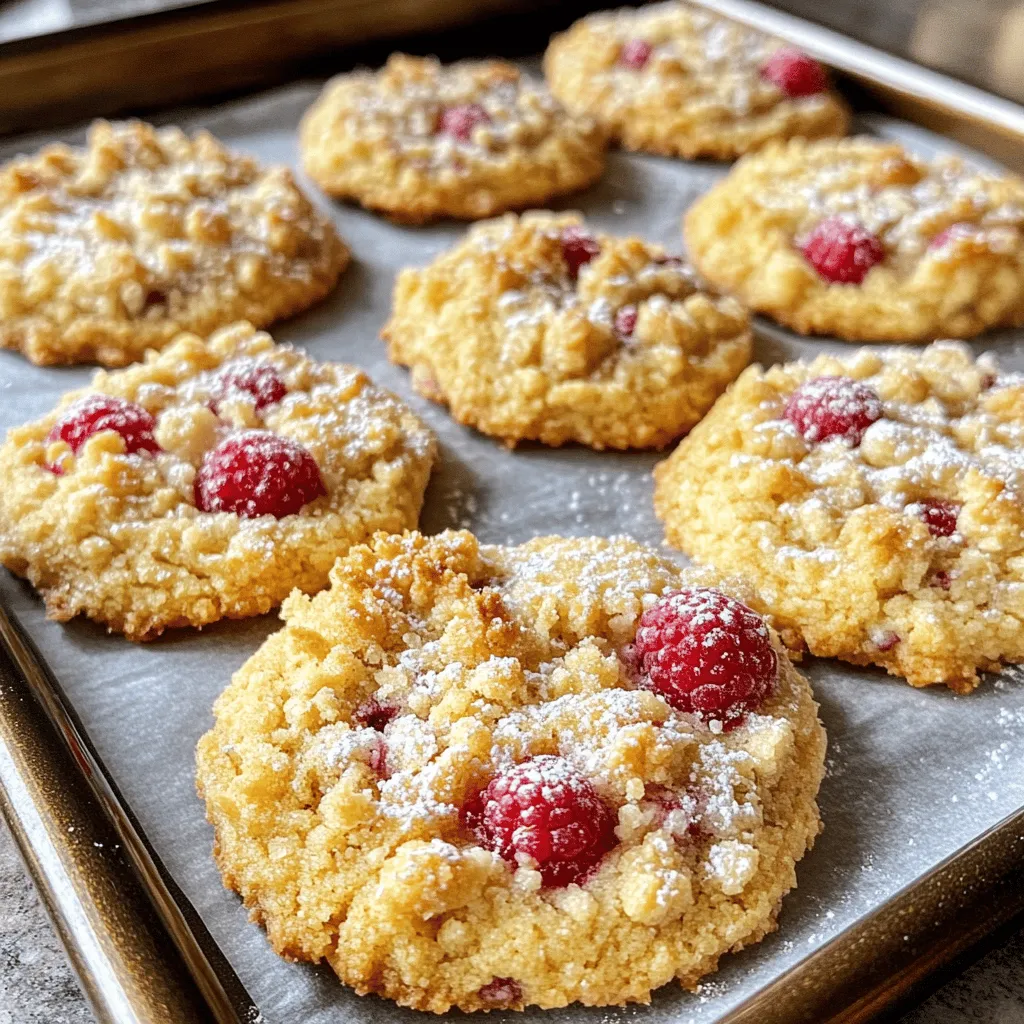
(0, 322), (435, 639)
(196, 529), (826, 1012)
(0, 120), (349, 367)
(544, 2), (849, 160)
(684, 136), (1024, 341)
(383, 211), (752, 449)
(299, 54), (606, 223)
(654, 342), (1024, 692)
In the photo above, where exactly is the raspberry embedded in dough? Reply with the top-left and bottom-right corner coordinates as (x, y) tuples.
(560, 226), (601, 280)
(354, 695), (400, 731)
(438, 103), (491, 142)
(913, 498), (960, 537)
(477, 977), (523, 1008)
(211, 361), (287, 413)
(462, 754), (616, 887)
(193, 430), (325, 519)
(801, 216), (885, 284)
(617, 39), (653, 70)
(783, 375), (882, 445)
(47, 395), (161, 467)
(760, 47), (828, 97)
(615, 305), (638, 336)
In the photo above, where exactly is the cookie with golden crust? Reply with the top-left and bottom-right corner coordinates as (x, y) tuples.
(544, 2), (849, 161)
(0, 120), (349, 367)
(299, 55), (606, 223)
(684, 136), (1024, 341)
(196, 529), (825, 1013)
(383, 211), (752, 449)
(0, 322), (435, 639)
(654, 342), (1024, 692)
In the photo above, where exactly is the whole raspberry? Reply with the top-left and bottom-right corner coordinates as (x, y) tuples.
(760, 47), (828, 97)
(194, 430), (325, 519)
(618, 39), (653, 69)
(354, 695), (399, 731)
(615, 305), (638, 336)
(560, 226), (601, 280)
(632, 588), (777, 722)
(914, 499), (959, 537)
(462, 755), (615, 887)
(48, 395), (160, 459)
(784, 375), (882, 445)
(211, 362), (287, 413)
(801, 216), (885, 284)
(438, 103), (490, 142)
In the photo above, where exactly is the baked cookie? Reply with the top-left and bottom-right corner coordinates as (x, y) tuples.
(0, 120), (349, 367)
(383, 211), (752, 449)
(654, 342), (1024, 692)
(544, 2), (849, 160)
(684, 136), (1024, 341)
(299, 55), (606, 223)
(196, 529), (826, 1012)
(0, 322), (435, 639)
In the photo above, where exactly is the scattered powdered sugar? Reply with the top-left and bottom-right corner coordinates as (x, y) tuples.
(339, 57), (583, 171)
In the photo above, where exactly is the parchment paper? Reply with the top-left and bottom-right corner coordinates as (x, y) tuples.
(0, 81), (1022, 1024)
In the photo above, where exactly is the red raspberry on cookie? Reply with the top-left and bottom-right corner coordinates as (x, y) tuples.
(632, 587), (777, 723)
(784, 375), (882, 445)
(618, 39), (653, 70)
(194, 430), (325, 519)
(438, 103), (490, 142)
(761, 47), (828, 97)
(802, 216), (885, 284)
(462, 754), (616, 887)
(48, 395), (160, 458)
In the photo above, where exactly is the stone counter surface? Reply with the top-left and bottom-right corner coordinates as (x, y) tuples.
(0, 819), (1021, 1024)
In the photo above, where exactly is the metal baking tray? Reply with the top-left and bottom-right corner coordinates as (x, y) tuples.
(1, 3), (1024, 1023)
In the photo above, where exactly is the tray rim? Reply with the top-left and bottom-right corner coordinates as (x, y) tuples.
(1, 3), (1024, 1022)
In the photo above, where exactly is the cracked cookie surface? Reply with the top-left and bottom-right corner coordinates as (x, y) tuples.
(0, 322), (435, 638)
(383, 211), (751, 449)
(196, 529), (825, 1012)
(544, 2), (849, 160)
(684, 136), (1024, 341)
(0, 120), (349, 366)
(299, 55), (606, 223)
(654, 342), (1024, 691)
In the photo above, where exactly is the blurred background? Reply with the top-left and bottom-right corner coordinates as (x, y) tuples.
(773, 0), (1024, 102)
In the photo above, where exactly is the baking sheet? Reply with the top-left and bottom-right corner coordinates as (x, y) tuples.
(0, 80), (1023, 1024)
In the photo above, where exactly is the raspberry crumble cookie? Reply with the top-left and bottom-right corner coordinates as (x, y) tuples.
(0, 322), (435, 639)
(196, 529), (826, 1012)
(298, 54), (606, 223)
(654, 342), (1024, 692)
(0, 120), (349, 367)
(685, 137), (1024, 342)
(383, 211), (752, 449)
(544, 2), (849, 161)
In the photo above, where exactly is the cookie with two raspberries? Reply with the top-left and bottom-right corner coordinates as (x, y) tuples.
(196, 530), (827, 1012)
(0, 322), (435, 639)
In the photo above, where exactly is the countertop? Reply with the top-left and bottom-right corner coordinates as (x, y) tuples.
(1, 820), (1021, 1024)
